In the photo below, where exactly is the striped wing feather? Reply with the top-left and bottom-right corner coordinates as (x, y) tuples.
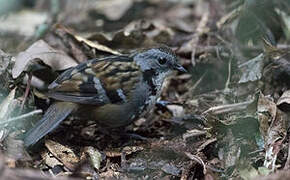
(47, 56), (141, 105)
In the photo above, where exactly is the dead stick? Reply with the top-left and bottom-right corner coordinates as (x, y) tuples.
(20, 73), (32, 113)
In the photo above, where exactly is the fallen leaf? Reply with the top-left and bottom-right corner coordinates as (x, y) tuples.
(0, 88), (16, 121)
(257, 93), (276, 140)
(12, 40), (77, 78)
(52, 25), (121, 60)
(45, 140), (80, 170)
(257, 93), (287, 170)
(238, 53), (265, 83)
(105, 146), (143, 158)
(82, 146), (102, 171)
(41, 150), (63, 168)
(88, 20), (172, 50)
(264, 109), (287, 171)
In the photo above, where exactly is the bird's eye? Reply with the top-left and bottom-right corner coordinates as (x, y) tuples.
(158, 57), (167, 65)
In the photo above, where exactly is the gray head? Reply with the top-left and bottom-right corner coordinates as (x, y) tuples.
(133, 46), (186, 74)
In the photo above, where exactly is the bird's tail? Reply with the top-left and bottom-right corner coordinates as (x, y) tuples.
(23, 102), (78, 147)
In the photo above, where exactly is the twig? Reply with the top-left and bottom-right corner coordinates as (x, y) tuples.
(185, 152), (207, 175)
(183, 129), (207, 141)
(20, 73), (32, 113)
(216, 5), (243, 29)
(181, 71), (207, 100)
(197, 138), (217, 153)
(189, 3), (209, 66)
(224, 55), (233, 90)
(0, 109), (43, 125)
(189, 72), (207, 94)
(202, 100), (252, 115)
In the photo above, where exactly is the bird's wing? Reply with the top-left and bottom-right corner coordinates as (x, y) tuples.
(47, 55), (141, 105)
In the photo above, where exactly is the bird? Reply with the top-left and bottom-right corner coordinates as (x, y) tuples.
(23, 45), (186, 147)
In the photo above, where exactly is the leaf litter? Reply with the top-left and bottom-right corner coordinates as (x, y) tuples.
(0, 0), (290, 179)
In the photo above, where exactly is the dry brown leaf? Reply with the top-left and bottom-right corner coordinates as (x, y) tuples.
(88, 20), (172, 50)
(264, 109), (287, 170)
(105, 146), (143, 158)
(257, 93), (277, 140)
(0, 153), (81, 180)
(257, 93), (287, 170)
(45, 140), (80, 170)
(12, 40), (77, 78)
(53, 25), (121, 59)
(82, 146), (102, 171)
(41, 150), (63, 168)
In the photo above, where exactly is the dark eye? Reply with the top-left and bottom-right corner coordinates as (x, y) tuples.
(158, 57), (167, 65)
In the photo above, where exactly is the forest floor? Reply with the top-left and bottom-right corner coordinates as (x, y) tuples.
(0, 0), (290, 179)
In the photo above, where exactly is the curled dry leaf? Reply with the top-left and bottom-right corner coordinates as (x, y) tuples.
(45, 140), (80, 170)
(257, 93), (287, 170)
(12, 40), (77, 79)
(52, 25), (121, 61)
(41, 150), (63, 168)
(264, 109), (287, 170)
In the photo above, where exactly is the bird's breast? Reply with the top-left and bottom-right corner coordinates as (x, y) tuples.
(91, 74), (165, 128)
(131, 75), (164, 119)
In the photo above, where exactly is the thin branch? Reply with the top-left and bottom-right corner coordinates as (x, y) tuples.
(0, 109), (43, 125)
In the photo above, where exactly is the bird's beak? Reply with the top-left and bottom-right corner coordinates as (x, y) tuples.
(173, 63), (187, 72)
